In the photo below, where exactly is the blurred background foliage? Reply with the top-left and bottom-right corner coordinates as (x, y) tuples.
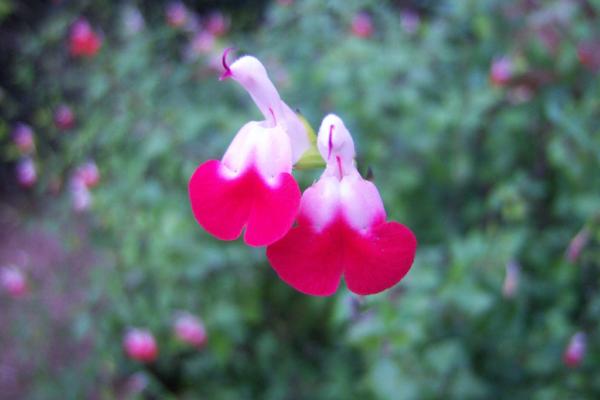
(1, 0), (600, 398)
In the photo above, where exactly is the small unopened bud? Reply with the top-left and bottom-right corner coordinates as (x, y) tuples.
(566, 229), (590, 264)
(174, 313), (207, 348)
(400, 9), (420, 34)
(1, 266), (28, 298)
(166, 2), (187, 28)
(12, 123), (35, 154)
(563, 332), (586, 368)
(490, 57), (513, 86)
(54, 105), (75, 130)
(351, 12), (373, 39)
(577, 41), (600, 72)
(70, 178), (92, 212)
(75, 161), (100, 188)
(123, 329), (158, 363)
(206, 12), (229, 37)
(502, 260), (520, 299)
(16, 158), (37, 188)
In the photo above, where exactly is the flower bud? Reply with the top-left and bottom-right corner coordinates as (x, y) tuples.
(1, 266), (28, 298)
(54, 105), (75, 130)
(75, 161), (100, 188)
(206, 12), (229, 37)
(12, 123), (35, 154)
(16, 158), (36, 188)
(490, 57), (513, 86)
(351, 12), (373, 38)
(69, 18), (102, 57)
(502, 260), (520, 299)
(174, 313), (207, 348)
(566, 229), (589, 264)
(123, 329), (158, 363)
(166, 2), (187, 28)
(563, 332), (586, 368)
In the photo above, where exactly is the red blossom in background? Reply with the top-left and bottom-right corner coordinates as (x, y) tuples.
(563, 332), (586, 368)
(166, 1), (188, 28)
(12, 123), (35, 154)
(123, 329), (158, 363)
(267, 114), (417, 296)
(16, 157), (37, 188)
(188, 51), (309, 246)
(74, 161), (100, 188)
(54, 105), (75, 130)
(490, 56), (513, 86)
(577, 41), (600, 72)
(69, 18), (102, 58)
(1, 266), (28, 298)
(206, 12), (229, 37)
(174, 313), (207, 348)
(351, 12), (374, 38)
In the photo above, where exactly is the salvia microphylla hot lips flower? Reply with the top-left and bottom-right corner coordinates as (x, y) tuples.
(267, 114), (417, 296)
(188, 51), (309, 247)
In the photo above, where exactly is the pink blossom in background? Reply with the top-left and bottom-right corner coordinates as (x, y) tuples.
(122, 5), (145, 36)
(400, 9), (420, 34)
(12, 123), (35, 154)
(75, 161), (100, 188)
(563, 332), (586, 368)
(166, 2), (188, 28)
(502, 260), (520, 298)
(267, 114), (417, 296)
(206, 12), (229, 37)
(188, 31), (215, 58)
(69, 18), (102, 57)
(351, 12), (374, 38)
(490, 56), (513, 86)
(577, 41), (600, 72)
(174, 313), (207, 348)
(1, 266), (28, 298)
(16, 158), (36, 188)
(54, 105), (75, 130)
(70, 178), (92, 212)
(566, 229), (589, 264)
(123, 329), (158, 363)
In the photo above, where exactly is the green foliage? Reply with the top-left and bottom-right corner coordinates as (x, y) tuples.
(2, 0), (600, 398)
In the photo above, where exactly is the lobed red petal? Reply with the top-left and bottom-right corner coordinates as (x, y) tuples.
(267, 218), (417, 296)
(188, 159), (300, 247)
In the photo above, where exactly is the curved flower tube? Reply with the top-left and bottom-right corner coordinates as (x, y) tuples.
(189, 53), (305, 246)
(267, 114), (417, 296)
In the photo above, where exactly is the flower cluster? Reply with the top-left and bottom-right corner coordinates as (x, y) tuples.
(189, 51), (417, 296)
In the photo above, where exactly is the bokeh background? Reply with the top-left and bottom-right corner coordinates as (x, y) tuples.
(1, 0), (600, 398)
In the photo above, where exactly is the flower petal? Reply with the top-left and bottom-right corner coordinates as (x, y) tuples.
(343, 221), (417, 295)
(266, 221), (344, 296)
(188, 160), (300, 246)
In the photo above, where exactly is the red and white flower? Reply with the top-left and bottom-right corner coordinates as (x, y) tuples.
(12, 123), (35, 154)
(174, 313), (207, 348)
(69, 18), (102, 58)
(267, 114), (417, 296)
(351, 12), (374, 38)
(490, 56), (513, 86)
(1, 266), (28, 298)
(564, 331), (586, 368)
(188, 51), (309, 246)
(123, 329), (158, 363)
(54, 105), (75, 130)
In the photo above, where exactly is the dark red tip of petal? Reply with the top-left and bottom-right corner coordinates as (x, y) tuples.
(269, 107), (277, 124)
(219, 47), (234, 80)
(336, 156), (343, 177)
(267, 218), (417, 296)
(327, 124), (334, 160)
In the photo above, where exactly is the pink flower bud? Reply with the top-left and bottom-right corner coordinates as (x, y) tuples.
(12, 123), (35, 154)
(502, 260), (520, 299)
(206, 12), (229, 37)
(577, 41), (600, 72)
(75, 161), (100, 188)
(69, 18), (102, 57)
(351, 12), (373, 39)
(70, 178), (92, 212)
(490, 57), (513, 86)
(563, 332), (586, 368)
(54, 105), (75, 130)
(1, 266), (28, 298)
(174, 313), (207, 348)
(123, 329), (158, 363)
(16, 158), (36, 188)
(188, 31), (215, 58)
(166, 2), (188, 28)
(566, 229), (589, 264)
